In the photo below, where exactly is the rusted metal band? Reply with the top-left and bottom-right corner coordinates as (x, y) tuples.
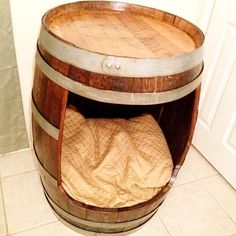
(39, 25), (203, 78)
(36, 51), (202, 105)
(31, 100), (59, 140)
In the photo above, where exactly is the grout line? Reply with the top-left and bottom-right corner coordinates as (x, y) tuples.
(172, 163), (198, 188)
(190, 171), (219, 182)
(173, 179), (199, 188)
(199, 177), (236, 227)
(0, 148), (32, 159)
(0, 179), (9, 235)
(187, 146), (219, 172)
(157, 213), (172, 236)
(187, 165), (219, 181)
(9, 220), (58, 236)
(173, 173), (219, 188)
(185, 163), (219, 180)
(1, 169), (39, 180)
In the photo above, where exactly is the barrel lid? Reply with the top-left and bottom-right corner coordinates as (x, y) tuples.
(40, 1), (204, 78)
(45, 3), (196, 59)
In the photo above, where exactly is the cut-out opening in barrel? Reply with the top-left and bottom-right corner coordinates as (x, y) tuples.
(58, 90), (198, 210)
(60, 93), (174, 208)
(32, 88), (199, 233)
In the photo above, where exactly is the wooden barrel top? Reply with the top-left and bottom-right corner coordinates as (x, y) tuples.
(44, 1), (203, 60)
(48, 9), (195, 59)
(37, 1), (204, 104)
(41, 1), (204, 79)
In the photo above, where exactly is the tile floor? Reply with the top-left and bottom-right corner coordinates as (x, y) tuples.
(0, 146), (236, 236)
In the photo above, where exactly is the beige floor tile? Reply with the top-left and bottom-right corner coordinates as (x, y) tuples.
(95, 213), (169, 236)
(0, 183), (7, 236)
(173, 161), (197, 187)
(1, 171), (57, 234)
(12, 221), (96, 236)
(0, 150), (37, 177)
(52, 212), (96, 236)
(185, 146), (218, 179)
(158, 181), (236, 236)
(129, 213), (170, 236)
(201, 175), (236, 223)
(57, 218), (96, 236)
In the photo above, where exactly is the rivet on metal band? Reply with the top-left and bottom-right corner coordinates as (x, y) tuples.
(106, 63), (112, 68)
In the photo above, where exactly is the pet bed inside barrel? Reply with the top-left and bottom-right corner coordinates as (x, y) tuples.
(61, 104), (173, 208)
(32, 1), (204, 233)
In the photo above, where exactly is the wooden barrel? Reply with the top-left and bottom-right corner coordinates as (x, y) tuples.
(32, 1), (204, 233)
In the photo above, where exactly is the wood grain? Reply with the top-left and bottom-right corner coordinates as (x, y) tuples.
(49, 11), (195, 58)
(44, 1), (204, 59)
(159, 87), (200, 166)
(32, 66), (67, 128)
(32, 118), (58, 179)
(32, 65), (68, 179)
(39, 44), (203, 93)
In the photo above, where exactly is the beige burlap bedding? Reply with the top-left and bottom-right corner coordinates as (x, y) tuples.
(61, 106), (173, 208)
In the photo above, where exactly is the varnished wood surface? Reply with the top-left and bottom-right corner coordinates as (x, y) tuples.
(44, 1), (203, 59)
(159, 87), (200, 165)
(39, 44), (203, 93)
(32, 66), (66, 128)
(32, 118), (58, 179)
(32, 66), (68, 179)
(48, 10), (195, 58)
(45, 190), (158, 233)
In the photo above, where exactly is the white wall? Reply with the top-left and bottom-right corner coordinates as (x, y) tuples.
(9, 0), (213, 145)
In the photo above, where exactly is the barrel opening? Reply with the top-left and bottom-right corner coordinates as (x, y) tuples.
(65, 90), (197, 165)
(59, 91), (196, 209)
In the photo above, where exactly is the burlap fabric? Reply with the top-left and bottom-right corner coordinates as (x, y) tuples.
(61, 106), (173, 208)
